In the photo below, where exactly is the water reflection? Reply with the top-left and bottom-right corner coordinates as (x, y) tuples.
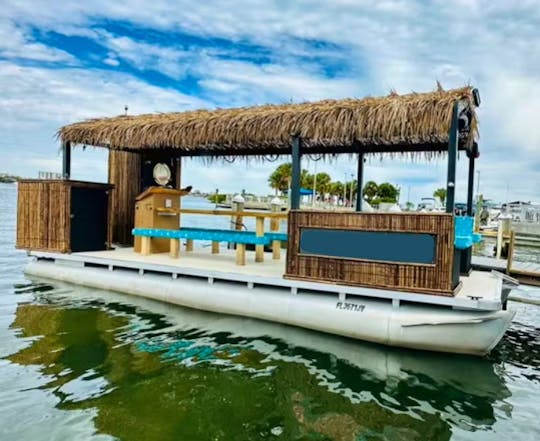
(4, 281), (517, 441)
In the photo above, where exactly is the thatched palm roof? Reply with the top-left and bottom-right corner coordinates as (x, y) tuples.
(59, 86), (478, 157)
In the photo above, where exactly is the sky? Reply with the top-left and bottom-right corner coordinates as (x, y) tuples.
(1, 0), (539, 204)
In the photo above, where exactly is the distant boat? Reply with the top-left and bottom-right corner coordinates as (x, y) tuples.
(416, 197), (444, 212)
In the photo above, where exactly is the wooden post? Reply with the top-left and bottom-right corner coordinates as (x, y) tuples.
(212, 241), (220, 254)
(230, 194), (245, 250)
(270, 197), (282, 260)
(170, 238), (179, 258)
(496, 219), (504, 259)
(506, 230), (515, 274)
(474, 194), (483, 233)
(233, 196), (245, 231)
(141, 236), (151, 256)
(236, 243), (246, 265)
(255, 216), (265, 262)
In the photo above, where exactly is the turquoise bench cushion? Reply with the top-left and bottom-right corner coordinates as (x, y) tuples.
(132, 228), (271, 245)
(265, 232), (288, 242)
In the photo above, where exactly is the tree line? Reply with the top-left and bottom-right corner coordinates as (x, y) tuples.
(268, 163), (400, 205)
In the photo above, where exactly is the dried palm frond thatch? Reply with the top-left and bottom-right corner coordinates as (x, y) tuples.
(59, 86), (478, 157)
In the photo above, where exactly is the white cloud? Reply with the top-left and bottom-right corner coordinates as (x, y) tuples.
(0, 0), (538, 202)
(0, 60), (208, 180)
(197, 58), (362, 105)
(103, 56), (120, 67)
(0, 18), (74, 62)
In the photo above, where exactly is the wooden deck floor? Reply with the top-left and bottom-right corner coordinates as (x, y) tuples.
(82, 246), (285, 278)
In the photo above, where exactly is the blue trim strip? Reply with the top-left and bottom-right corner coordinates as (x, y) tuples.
(132, 228), (271, 245)
(265, 232), (288, 241)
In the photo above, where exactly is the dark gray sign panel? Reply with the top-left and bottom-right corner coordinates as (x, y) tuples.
(300, 228), (437, 264)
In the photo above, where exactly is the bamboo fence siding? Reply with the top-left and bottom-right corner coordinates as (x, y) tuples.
(285, 211), (456, 296)
(16, 180), (113, 253)
(108, 150), (141, 245)
(17, 181), (71, 252)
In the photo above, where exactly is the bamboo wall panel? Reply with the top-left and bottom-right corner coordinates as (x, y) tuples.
(108, 150), (141, 245)
(16, 180), (112, 253)
(17, 181), (70, 252)
(285, 210), (456, 296)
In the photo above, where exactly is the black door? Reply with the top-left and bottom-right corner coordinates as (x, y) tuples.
(70, 187), (109, 252)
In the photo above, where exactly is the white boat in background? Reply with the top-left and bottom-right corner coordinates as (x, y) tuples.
(502, 201), (540, 223)
(417, 197), (445, 212)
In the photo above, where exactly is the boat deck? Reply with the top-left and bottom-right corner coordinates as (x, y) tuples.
(30, 247), (505, 311)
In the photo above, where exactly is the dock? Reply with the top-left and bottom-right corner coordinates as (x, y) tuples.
(472, 255), (540, 286)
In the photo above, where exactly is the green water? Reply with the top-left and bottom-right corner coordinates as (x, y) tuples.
(1, 183), (539, 441)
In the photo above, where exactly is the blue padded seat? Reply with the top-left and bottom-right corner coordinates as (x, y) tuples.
(132, 227), (271, 245)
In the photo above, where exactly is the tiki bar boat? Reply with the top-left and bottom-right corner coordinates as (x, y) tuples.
(16, 86), (517, 356)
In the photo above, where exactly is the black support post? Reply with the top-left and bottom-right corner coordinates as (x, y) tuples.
(466, 151), (475, 216)
(291, 136), (301, 210)
(445, 102), (459, 213)
(355, 152), (364, 211)
(62, 141), (71, 180)
(460, 146), (477, 275)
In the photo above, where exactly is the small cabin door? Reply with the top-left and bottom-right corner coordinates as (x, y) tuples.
(70, 187), (109, 252)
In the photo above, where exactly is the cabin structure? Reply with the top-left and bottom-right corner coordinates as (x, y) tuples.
(16, 86), (521, 356)
(18, 86), (480, 292)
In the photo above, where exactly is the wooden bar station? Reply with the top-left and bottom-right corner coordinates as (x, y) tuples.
(285, 211), (457, 295)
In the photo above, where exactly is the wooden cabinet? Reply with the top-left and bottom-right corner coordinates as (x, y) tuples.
(133, 187), (189, 253)
(16, 180), (113, 253)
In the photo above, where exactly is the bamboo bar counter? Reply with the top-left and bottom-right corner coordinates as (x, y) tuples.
(285, 210), (457, 296)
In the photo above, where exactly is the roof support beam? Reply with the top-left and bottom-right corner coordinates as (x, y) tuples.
(466, 147), (476, 216)
(460, 143), (477, 275)
(62, 141), (71, 180)
(355, 152), (364, 211)
(291, 136), (301, 210)
(446, 102), (459, 213)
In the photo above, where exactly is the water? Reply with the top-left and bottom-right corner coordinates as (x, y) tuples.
(1, 183), (539, 441)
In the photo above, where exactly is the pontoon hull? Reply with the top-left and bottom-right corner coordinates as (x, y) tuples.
(25, 260), (515, 356)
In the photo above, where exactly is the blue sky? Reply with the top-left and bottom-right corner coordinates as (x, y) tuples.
(1, 0), (539, 203)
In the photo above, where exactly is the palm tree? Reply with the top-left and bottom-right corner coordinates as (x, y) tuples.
(268, 163), (292, 195)
(433, 188), (447, 205)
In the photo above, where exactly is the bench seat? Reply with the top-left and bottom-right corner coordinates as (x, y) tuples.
(132, 227), (278, 265)
(264, 232), (288, 242)
(133, 227), (270, 245)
